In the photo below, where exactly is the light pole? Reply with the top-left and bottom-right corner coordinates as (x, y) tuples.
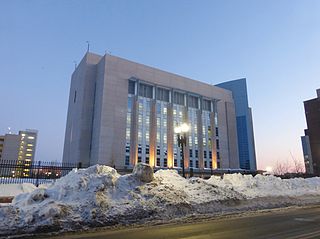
(174, 123), (190, 178)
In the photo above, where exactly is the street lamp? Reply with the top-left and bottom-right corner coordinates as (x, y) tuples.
(174, 123), (190, 178)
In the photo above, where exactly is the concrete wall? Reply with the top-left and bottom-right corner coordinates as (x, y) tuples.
(62, 53), (101, 166)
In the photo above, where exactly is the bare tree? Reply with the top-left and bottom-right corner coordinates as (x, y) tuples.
(273, 153), (305, 176)
(273, 159), (291, 175)
(290, 151), (304, 174)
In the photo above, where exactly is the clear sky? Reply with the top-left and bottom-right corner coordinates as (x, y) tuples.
(1, 0), (319, 171)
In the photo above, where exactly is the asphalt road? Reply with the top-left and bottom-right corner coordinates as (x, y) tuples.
(51, 205), (320, 239)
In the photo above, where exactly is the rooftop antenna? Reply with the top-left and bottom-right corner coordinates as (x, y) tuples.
(86, 41), (90, 52)
(73, 61), (77, 70)
(105, 50), (112, 55)
(7, 127), (11, 134)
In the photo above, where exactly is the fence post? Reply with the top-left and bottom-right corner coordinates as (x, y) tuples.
(78, 162), (82, 169)
(35, 161), (41, 187)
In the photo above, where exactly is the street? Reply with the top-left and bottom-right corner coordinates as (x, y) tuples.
(48, 205), (320, 239)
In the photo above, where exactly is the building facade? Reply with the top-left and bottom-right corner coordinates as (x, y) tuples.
(216, 79), (257, 170)
(63, 52), (257, 172)
(301, 134), (313, 174)
(301, 89), (320, 175)
(0, 129), (38, 177)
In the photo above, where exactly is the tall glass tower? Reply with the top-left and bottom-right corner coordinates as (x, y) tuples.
(216, 78), (257, 171)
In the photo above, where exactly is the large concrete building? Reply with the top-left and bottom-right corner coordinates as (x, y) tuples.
(63, 52), (257, 172)
(301, 89), (320, 175)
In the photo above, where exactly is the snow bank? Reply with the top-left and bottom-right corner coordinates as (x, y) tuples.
(208, 173), (320, 198)
(1, 165), (320, 236)
(0, 183), (37, 197)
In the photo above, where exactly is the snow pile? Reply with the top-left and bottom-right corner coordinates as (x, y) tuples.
(1, 164), (320, 236)
(0, 183), (37, 197)
(208, 173), (320, 198)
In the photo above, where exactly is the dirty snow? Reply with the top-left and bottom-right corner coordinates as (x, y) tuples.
(0, 164), (320, 236)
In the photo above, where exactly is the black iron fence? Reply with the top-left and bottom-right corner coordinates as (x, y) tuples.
(0, 160), (88, 186)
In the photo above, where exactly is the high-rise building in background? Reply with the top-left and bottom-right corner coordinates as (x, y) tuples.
(301, 89), (320, 175)
(0, 129), (38, 177)
(63, 52), (257, 172)
(216, 79), (257, 171)
(0, 136), (4, 160)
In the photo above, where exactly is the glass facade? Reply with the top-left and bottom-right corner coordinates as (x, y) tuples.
(156, 101), (168, 167)
(173, 104), (184, 168)
(125, 93), (134, 166)
(202, 110), (211, 168)
(137, 97), (151, 163)
(125, 79), (219, 170)
(188, 107), (198, 168)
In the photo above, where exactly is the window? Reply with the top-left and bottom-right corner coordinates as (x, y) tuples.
(174, 159), (177, 167)
(204, 151), (207, 158)
(203, 99), (211, 111)
(217, 151), (220, 159)
(128, 80), (135, 94)
(204, 161), (207, 168)
(139, 83), (153, 98)
(216, 139), (220, 149)
(188, 95), (199, 108)
(190, 160), (193, 168)
(195, 150), (198, 158)
(145, 157), (149, 164)
(216, 127), (219, 137)
(138, 156), (141, 163)
(156, 87), (169, 102)
(217, 161), (221, 168)
(164, 158), (167, 167)
(209, 151), (212, 158)
(146, 148), (149, 154)
(173, 91), (185, 105)
(157, 149), (160, 155)
(138, 147), (142, 154)
(125, 156), (130, 165)
(210, 162), (212, 168)
(189, 149), (193, 157)
(73, 90), (77, 103)
(195, 160), (199, 168)
(127, 97), (133, 111)
(157, 158), (160, 167)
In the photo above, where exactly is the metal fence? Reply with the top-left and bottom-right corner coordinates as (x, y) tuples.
(0, 160), (87, 186)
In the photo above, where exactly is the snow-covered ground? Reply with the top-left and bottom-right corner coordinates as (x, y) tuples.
(1, 164), (320, 237)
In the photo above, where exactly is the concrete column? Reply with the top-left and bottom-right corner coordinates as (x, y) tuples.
(225, 101), (240, 169)
(210, 110), (217, 169)
(184, 107), (190, 169)
(130, 96), (138, 166)
(167, 103), (174, 168)
(149, 100), (157, 168)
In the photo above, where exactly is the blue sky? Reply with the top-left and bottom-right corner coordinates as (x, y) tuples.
(1, 0), (319, 170)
